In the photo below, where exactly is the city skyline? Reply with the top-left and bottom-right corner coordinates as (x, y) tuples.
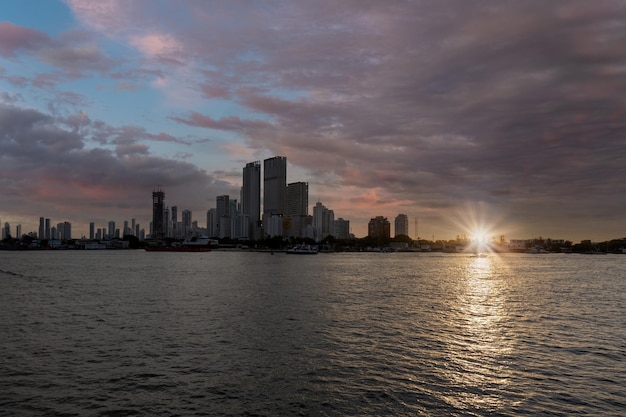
(1, 1), (625, 241)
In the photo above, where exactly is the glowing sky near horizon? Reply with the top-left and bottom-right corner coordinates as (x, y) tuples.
(1, 0), (625, 241)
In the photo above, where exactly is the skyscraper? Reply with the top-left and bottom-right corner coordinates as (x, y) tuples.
(286, 181), (308, 237)
(182, 209), (192, 237)
(45, 218), (51, 240)
(89, 222), (95, 240)
(171, 206), (178, 237)
(313, 201), (334, 241)
(39, 217), (44, 240)
(394, 214), (409, 237)
(152, 188), (165, 239)
(242, 161), (261, 240)
(216, 195), (230, 238)
(263, 156), (287, 237)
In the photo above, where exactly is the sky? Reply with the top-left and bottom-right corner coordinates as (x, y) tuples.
(1, 0), (625, 242)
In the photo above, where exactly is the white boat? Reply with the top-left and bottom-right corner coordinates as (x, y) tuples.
(285, 244), (319, 254)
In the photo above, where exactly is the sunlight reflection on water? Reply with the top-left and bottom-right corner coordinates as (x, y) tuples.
(442, 255), (516, 412)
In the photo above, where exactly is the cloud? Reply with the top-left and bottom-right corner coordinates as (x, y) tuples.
(0, 103), (237, 231)
(4, 1), (626, 239)
(0, 22), (51, 57)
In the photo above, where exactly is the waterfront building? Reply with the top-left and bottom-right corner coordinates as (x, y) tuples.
(45, 218), (51, 240)
(395, 214), (409, 237)
(368, 216), (391, 240)
(263, 156), (287, 237)
(39, 217), (44, 240)
(152, 188), (165, 239)
(89, 222), (95, 240)
(242, 161), (261, 240)
(2, 222), (9, 239)
(207, 208), (217, 238)
(171, 206), (178, 237)
(286, 181), (309, 237)
(108, 221), (116, 239)
(182, 209), (192, 238)
(334, 218), (350, 240)
(216, 195), (230, 238)
(313, 201), (334, 241)
(15, 224), (21, 239)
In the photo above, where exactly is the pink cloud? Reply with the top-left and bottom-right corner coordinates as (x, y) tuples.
(0, 22), (50, 56)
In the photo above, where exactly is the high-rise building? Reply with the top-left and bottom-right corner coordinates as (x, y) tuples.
(334, 218), (350, 239)
(171, 206), (177, 237)
(89, 222), (95, 240)
(39, 217), (44, 240)
(45, 218), (51, 240)
(182, 209), (192, 237)
(368, 216), (391, 240)
(152, 188), (165, 239)
(394, 214), (409, 237)
(108, 221), (116, 239)
(263, 156), (287, 237)
(216, 195), (230, 238)
(286, 181), (308, 237)
(15, 224), (21, 239)
(207, 208), (217, 238)
(313, 201), (334, 241)
(242, 161), (261, 240)
(60, 222), (71, 240)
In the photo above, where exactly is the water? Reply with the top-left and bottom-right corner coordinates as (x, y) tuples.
(1, 251), (624, 416)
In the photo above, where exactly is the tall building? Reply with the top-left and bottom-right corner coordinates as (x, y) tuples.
(216, 195), (230, 238)
(60, 222), (71, 240)
(334, 218), (350, 239)
(286, 181), (308, 237)
(182, 209), (192, 237)
(368, 216), (391, 240)
(394, 214), (409, 237)
(313, 201), (334, 241)
(45, 218), (51, 240)
(89, 222), (95, 240)
(152, 188), (165, 239)
(242, 161), (261, 240)
(263, 156), (287, 237)
(171, 206), (178, 237)
(207, 208), (217, 238)
(108, 221), (116, 239)
(15, 224), (21, 239)
(39, 217), (44, 240)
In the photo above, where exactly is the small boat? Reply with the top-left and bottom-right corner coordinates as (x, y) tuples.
(285, 244), (319, 254)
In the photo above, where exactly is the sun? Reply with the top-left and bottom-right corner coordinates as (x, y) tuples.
(472, 228), (490, 245)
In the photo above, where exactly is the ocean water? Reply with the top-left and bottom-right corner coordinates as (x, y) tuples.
(1, 250), (624, 416)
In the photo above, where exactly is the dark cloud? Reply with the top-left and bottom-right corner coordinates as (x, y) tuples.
(0, 103), (237, 231)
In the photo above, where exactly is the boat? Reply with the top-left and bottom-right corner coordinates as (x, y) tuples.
(144, 237), (218, 252)
(285, 244), (319, 254)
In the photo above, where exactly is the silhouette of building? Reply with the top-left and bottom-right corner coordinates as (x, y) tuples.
(263, 156), (287, 237)
(242, 161), (261, 240)
(368, 216), (390, 240)
(152, 188), (165, 239)
(334, 218), (350, 239)
(286, 181), (309, 237)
